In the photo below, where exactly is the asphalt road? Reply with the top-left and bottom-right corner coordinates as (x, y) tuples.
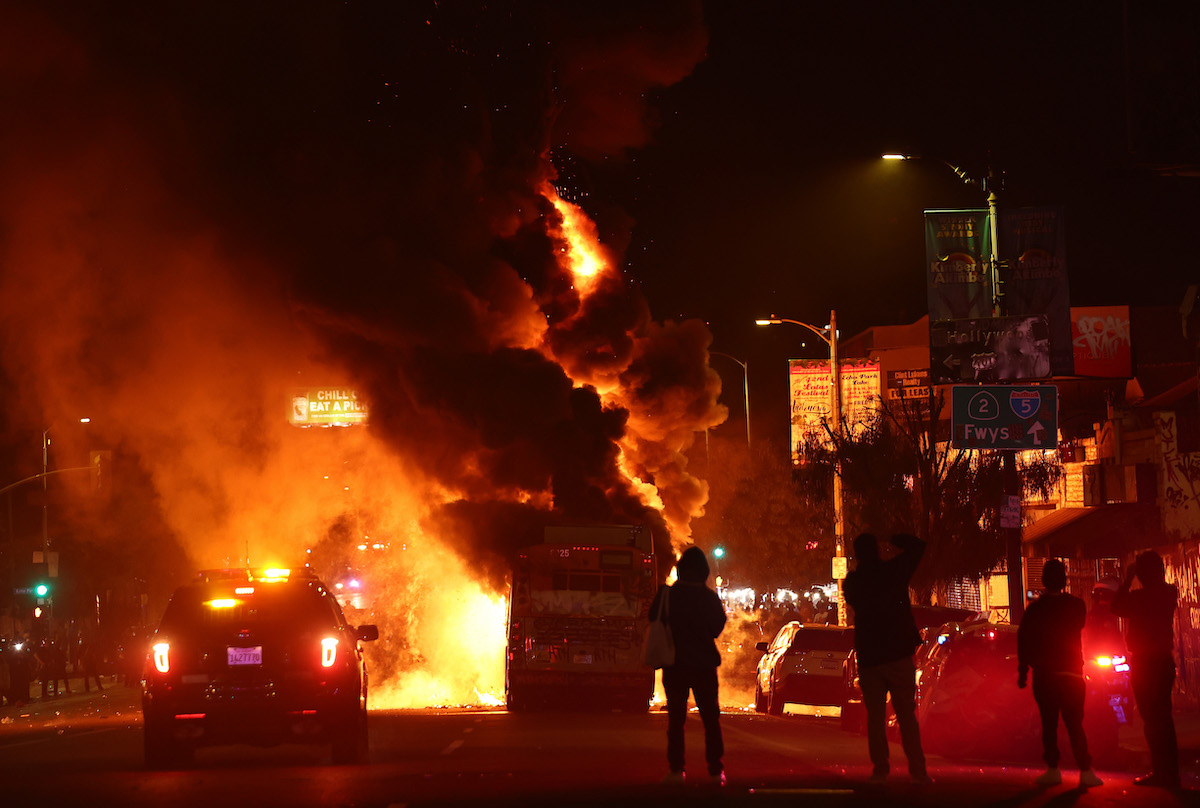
(1, 682), (1197, 808)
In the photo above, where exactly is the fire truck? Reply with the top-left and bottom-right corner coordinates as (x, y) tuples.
(505, 524), (658, 712)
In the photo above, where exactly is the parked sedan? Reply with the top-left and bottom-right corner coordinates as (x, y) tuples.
(754, 622), (854, 716)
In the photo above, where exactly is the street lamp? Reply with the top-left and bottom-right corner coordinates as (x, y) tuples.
(755, 310), (847, 627)
(709, 351), (751, 451)
(882, 152), (1025, 623)
(881, 153), (1003, 317)
(41, 417), (92, 554)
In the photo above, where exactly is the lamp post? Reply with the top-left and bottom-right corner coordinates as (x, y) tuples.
(709, 351), (751, 451)
(883, 153), (1025, 623)
(755, 310), (847, 627)
(40, 417), (92, 578)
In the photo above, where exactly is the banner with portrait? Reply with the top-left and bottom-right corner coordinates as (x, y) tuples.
(999, 206), (1073, 376)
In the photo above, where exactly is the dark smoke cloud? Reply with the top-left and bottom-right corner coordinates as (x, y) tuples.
(547, 1), (710, 159)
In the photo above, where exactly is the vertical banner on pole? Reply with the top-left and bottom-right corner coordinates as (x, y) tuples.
(925, 209), (993, 323)
(999, 206), (1073, 376)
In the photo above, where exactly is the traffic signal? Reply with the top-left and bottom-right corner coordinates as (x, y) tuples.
(90, 450), (113, 499)
(712, 547), (725, 559)
(34, 582), (49, 598)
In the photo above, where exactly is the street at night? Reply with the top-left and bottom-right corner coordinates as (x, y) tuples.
(4, 4), (1200, 808)
(1, 683), (1197, 807)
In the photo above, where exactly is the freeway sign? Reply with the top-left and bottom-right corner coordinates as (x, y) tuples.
(951, 384), (1058, 450)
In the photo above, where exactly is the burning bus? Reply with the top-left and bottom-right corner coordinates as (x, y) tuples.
(505, 524), (658, 712)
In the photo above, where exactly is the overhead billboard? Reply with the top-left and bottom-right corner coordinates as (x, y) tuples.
(930, 314), (1052, 384)
(951, 384), (1058, 450)
(289, 388), (368, 427)
(789, 359), (880, 462)
(926, 207), (1073, 379)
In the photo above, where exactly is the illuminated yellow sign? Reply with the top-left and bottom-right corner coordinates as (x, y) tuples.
(289, 388), (368, 427)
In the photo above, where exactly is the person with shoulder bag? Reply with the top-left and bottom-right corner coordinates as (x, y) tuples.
(647, 546), (727, 785)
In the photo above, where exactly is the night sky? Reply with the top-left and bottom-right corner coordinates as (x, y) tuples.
(2, 1), (1199, 551)
(622, 2), (1200, 335)
(569, 2), (1200, 442)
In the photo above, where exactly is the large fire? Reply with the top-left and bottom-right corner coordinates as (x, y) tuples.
(0, 5), (720, 713)
(542, 180), (615, 298)
(363, 177), (707, 708)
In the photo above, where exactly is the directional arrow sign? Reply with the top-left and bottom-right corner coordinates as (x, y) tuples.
(951, 384), (1058, 450)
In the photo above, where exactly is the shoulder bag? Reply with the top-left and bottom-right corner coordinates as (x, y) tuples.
(643, 585), (675, 668)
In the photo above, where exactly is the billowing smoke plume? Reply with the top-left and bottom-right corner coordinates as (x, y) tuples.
(0, 1), (719, 705)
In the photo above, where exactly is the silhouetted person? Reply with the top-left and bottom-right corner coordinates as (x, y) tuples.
(1017, 559), (1102, 788)
(37, 638), (71, 698)
(7, 639), (32, 706)
(843, 532), (931, 785)
(0, 643), (10, 706)
(1111, 550), (1180, 788)
(79, 637), (104, 692)
(650, 546), (726, 784)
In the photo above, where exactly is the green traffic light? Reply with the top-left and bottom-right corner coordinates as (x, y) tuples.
(34, 583), (49, 597)
(712, 547), (725, 559)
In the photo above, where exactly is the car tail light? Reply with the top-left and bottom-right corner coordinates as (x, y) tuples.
(321, 637), (338, 668)
(153, 641), (171, 673)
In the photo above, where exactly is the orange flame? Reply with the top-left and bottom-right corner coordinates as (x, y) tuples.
(541, 181), (615, 296)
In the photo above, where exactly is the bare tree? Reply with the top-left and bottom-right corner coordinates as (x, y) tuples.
(795, 391), (1060, 599)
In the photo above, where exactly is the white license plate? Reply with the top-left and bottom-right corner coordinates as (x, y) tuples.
(819, 659), (841, 670)
(227, 646), (263, 666)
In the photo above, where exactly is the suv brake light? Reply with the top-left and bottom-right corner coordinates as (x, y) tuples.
(153, 642), (171, 673)
(321, 637), (338, 668)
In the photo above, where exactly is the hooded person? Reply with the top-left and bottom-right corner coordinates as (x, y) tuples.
(649, 546), (727, 784)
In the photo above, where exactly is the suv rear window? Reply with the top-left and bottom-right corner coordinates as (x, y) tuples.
(158, 583), (343, 636)
(789, 629), (854, 652)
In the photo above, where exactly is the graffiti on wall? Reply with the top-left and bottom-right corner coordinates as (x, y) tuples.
(1154, 411), (1200, 537)
(1162, 545), (1199, 704)
(1071, 305), (1132, 378)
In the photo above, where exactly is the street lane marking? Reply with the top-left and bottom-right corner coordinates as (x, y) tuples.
(441, 739), (465, 755)
(749, 788), (856, 795)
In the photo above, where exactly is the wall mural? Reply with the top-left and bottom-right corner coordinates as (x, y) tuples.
(1154, 412), (1200, 536)
(1150, 413), (1199, 704)
(1162, 545), (1199, 704)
